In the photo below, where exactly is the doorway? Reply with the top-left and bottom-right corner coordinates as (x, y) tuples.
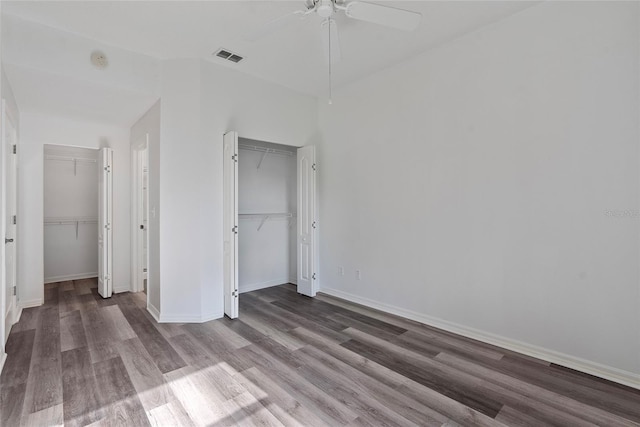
(222, 131), (317, 319)
(43, 145), (113, 298)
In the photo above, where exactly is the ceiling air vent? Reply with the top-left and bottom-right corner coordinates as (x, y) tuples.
(214, 48), (244, 64)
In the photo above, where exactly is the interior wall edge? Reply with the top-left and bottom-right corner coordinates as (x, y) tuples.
(17, 298), (42, 310)
(147, 303), (160, 323)
(320, 286), (640, 390)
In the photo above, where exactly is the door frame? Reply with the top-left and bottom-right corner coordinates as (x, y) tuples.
(131, 135), (150, 300)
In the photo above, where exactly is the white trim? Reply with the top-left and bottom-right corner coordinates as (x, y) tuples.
(0, 352), (7, 375)
(19, 298), (42, 309)
(320, 287), (640, 390)
(147, 303), (160, 322)
(44, 273), (97, 284)
(289, 277), (297, 285)
(113, 286), (130, 294)
(14, 307), (22, 324)
(239, 278), (290, 294)
(158, 311), (223, 324)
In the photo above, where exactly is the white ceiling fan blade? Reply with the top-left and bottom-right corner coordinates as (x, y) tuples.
(244, 10), (306, 42)
(321, 19), (341, 64)
(344, 1), (422, 31)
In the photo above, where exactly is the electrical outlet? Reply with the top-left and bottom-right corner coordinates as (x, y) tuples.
(356, 270), (361, 280)
(338, 266), (344, 276)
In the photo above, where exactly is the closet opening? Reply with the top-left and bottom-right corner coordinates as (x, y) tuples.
(43, 145), (113, 299)
(223, 132), (317, 319)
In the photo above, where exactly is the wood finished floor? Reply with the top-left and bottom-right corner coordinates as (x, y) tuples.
(1, 280), (639, 427)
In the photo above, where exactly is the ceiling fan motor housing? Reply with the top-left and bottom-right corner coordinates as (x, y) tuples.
(317, 0), (334, 18)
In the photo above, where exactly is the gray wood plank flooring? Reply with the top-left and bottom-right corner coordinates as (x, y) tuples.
(1, 281), (639, 426)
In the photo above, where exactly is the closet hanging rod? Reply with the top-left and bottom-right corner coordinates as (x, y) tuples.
(237, 144), (294, 157)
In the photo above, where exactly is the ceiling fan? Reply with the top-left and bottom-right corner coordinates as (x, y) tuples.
(246, 0), (422, 65)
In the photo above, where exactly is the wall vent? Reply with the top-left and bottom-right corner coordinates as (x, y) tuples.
(214, 48), (244, 63)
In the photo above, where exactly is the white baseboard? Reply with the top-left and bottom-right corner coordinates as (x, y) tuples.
(320, 287), (640, 390)
(289, 277), (297, 285)
(14, 307), (22, 324)
(240, 278), (290, 294)
(146, 301), (222, 324)
(0, 352), (6, 376)
(158, 311), (223, 324)
(114, 286), (131, 294)
(18, 299), (42, 310)
(44, 273), (97, 284)
(147, 303), (161, 322)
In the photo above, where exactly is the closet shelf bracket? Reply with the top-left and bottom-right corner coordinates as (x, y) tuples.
(257, 150), (269, 169)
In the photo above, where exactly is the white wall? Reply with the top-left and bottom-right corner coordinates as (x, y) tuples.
(18, 112), (131, 306)
(154, 59), (317, 321)
(238, 141), (297, 292)
(130, 101), (161, 313)
(318, 1), (640, 384)
(43, 146), (98, 283)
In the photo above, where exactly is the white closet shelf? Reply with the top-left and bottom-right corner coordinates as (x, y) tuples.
(239, 212), (295, 218)
(44, 217), (97, 240)
(238, 143), (295, 169)
(45, 155), (97, 163)
(239, 212), (296, 231)
(45, 155), (97, 176)
(44, 217), (98, 225)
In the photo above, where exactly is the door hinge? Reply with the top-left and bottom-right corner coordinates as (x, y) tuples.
(312, 163), (316, 171)
(105, 223), (111, 230)
(232, 225), (238, 235)
(232, 289), (239, 297)
(12, 286), (16, 296)
(312, 221), (317, 229)
(12, 145), (17, 155)
(13, 215), (16, 225)
(232, 154), (238, 163)
(312, 273), (317, 281)
(104, 165), (111, 172)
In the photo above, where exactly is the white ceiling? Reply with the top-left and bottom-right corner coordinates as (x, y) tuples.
(3, 1), (539, 97)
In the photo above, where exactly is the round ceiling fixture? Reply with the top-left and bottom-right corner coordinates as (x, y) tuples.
(90, 50), (108, 69)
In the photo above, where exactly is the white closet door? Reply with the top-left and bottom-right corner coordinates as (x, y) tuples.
(3, 101), (18, 337)
(297, 145), (317, 297)
(98, 148), (113, 298)
(223, 131), (239, 318)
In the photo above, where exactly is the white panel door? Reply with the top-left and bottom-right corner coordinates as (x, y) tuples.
(98, 147), (113, 298)
(223, 131), (239, 318)
(297, 145), (317, 297)
(3, 102), (18, 338)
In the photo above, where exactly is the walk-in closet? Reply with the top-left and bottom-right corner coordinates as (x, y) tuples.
(237, 138), (297, 293)
(43, 145), (99, 284)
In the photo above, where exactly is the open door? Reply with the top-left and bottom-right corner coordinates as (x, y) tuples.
(223, 131), (238, 318)
(3, 101), (18, 340)
(98, 147), (113, 298)
(297, 145), (317, 297)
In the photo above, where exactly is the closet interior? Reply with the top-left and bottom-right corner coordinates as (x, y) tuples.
(43, 145), (99, 284)
(238, 138), (297, 293)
